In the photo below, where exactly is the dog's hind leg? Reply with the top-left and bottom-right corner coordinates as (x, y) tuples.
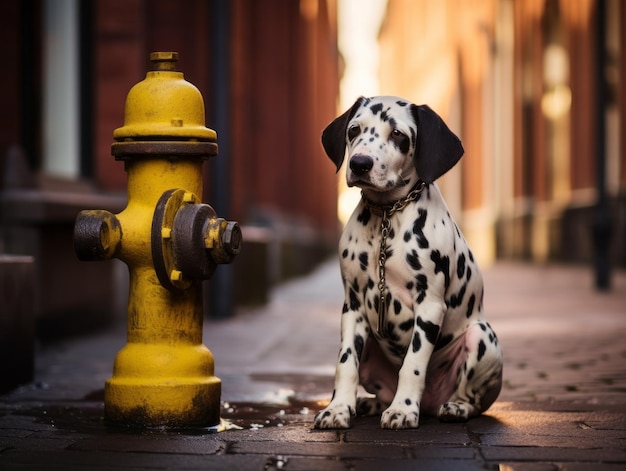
(437, 321), (503, 422)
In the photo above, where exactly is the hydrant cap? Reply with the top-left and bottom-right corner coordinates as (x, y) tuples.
(113, 52), (217, 141)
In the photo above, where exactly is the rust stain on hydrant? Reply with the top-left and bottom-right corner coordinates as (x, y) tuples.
(73, 52), (241, 428)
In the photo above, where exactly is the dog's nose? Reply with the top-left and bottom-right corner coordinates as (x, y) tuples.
(349, 155), (373, 176)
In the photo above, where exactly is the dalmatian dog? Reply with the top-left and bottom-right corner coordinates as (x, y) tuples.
(314, 96), (503, 430)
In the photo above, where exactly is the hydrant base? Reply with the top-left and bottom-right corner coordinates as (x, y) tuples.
(104, 376), (221, 428)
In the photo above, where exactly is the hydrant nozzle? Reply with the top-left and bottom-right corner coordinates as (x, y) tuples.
(73, 52), (240, 428)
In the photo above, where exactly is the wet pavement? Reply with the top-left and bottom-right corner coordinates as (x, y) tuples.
(1, 259), (626, 470)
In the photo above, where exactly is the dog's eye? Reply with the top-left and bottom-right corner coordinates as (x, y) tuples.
(348, 125), (361, 141)
(390, 129), (410, 153)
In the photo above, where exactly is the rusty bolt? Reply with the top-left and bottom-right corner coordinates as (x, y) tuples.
(222, 222), (242, 256)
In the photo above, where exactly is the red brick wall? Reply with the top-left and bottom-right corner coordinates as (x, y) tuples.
(93, 0), (340, 236)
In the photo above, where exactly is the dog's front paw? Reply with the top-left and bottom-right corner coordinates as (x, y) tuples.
(380, 405), (420, 429)
(314, 403), (354, 429)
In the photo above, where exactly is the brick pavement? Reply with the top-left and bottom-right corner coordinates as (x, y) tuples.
(1, 260), (625, 470)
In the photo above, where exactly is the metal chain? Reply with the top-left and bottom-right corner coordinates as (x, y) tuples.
(372, 182), (426, 336)
(377, 211), (391, 335)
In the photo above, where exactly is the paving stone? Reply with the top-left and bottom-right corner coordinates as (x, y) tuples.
(347, 457), (491, 471)
(69, 434), (226, 455)
(480, 445), (626, 463)
(229, 440), (411, 459)
(344, 416), (473, 445)
(220, 423), (339, 443)
(0, 449), (266, 470)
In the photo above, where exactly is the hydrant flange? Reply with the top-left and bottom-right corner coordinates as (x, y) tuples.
(151, 188), (242, 291)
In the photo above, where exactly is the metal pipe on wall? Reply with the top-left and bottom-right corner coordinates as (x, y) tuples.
(207, 0), (235, 318)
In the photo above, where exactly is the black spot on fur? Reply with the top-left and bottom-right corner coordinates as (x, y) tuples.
(477, 340), (486, 361)
(406, 250), (421, 271)
(340, 348), (352, 363)
(405, 398), (412, 406)
(431, 250), (451, 288)
(403, 230), (411, 242)
(357, 207), (371, 225)
(342, 249), (349, 258)
(370, 103), (383, 115)
(466, 294), (476, 318)
(393, 299), (402, 314)
(412, 331), (422, 353)
(412, 209), (429, 248)
(415, 274), (428, 303)
(467, 368), (475, 381)
(457, 253), (466, 279)
(349, 280), (361, 311)
(342, 302), (349, 314)
(417, 317), (440, 344)
(354, 334), (364, 359)
(448, 284), (466, 308)
(358, 252), (368, 271)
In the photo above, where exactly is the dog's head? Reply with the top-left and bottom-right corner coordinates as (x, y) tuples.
(322, 96), (464, 200)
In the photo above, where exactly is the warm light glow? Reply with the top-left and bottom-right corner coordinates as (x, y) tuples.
(336, 0), (388, 225)
(338, 184), (361, 226)
(300, 0), (318, 21)
(541, 84), (572, 120)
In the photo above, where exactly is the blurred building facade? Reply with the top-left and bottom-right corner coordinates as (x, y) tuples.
(0, 0), (340, 330)
(2, 0), (340, 237)
(378, 0), (625, 269)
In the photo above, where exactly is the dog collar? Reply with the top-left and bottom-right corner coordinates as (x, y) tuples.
(361, 180), (427, 217)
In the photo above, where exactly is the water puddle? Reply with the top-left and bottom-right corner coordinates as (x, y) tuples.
(12, 389), (329, 436)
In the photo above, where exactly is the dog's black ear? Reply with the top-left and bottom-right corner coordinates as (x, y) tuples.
(411, 104), (464, 184)
(321, 97), (365, 172)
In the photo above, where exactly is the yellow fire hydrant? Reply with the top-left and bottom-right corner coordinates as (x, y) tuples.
(73, 52), (241, 427)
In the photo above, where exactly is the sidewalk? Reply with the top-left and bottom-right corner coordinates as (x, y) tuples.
(1, 259), (625, 470)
